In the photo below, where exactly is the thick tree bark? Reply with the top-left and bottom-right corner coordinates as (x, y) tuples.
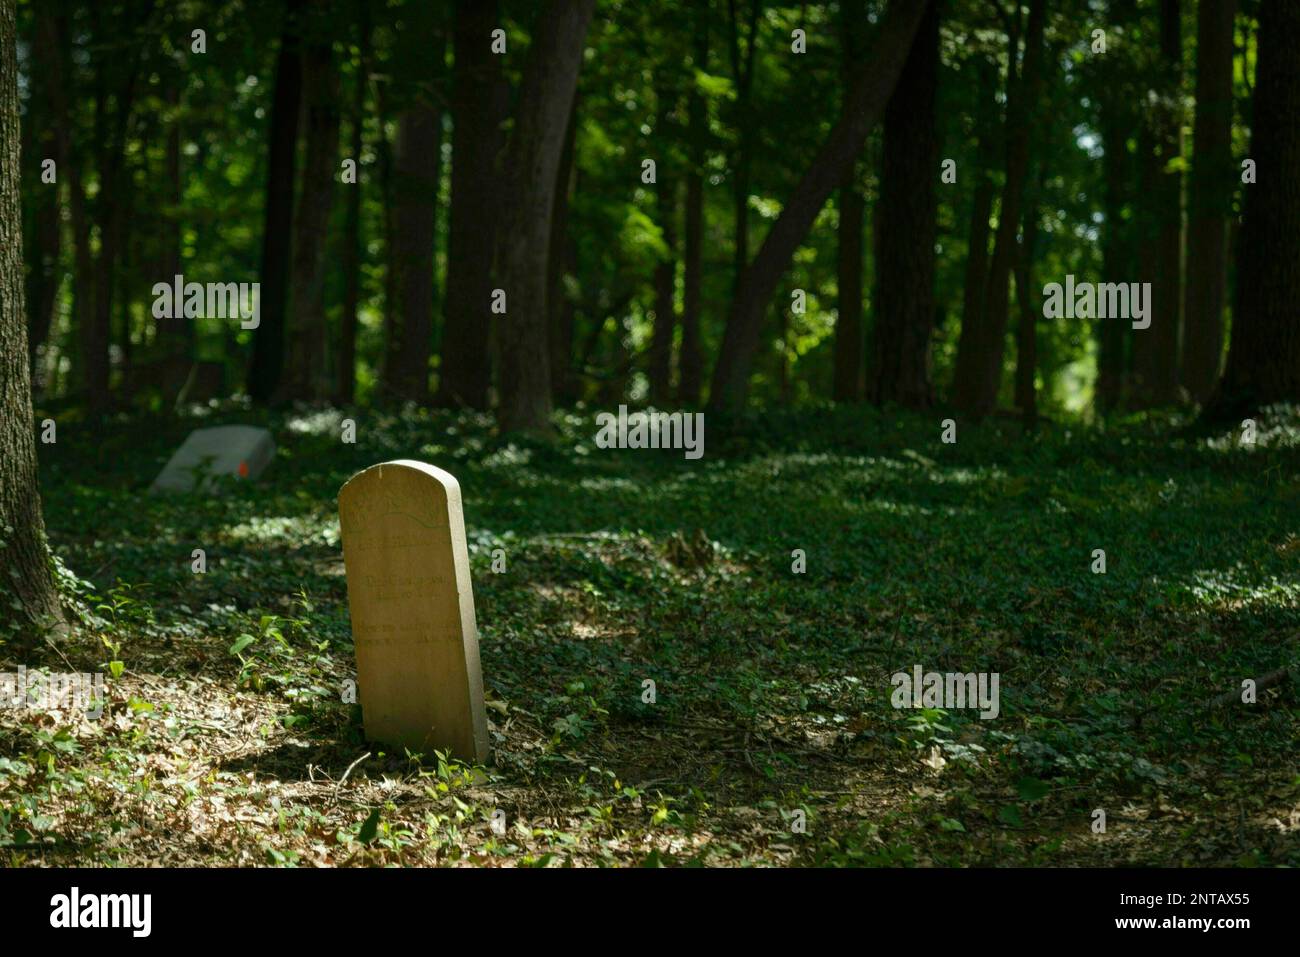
(678, 4), (708, 406)
(282, 5), (342, 401)
(1182, 0), (1237, 403)
(438, 0), (507, 410)
(1205, 0), (1300, 418)
(495, 0), (596, 433)
(868, 0), (940, 409)
(833, 0), (867, 403)
(247, 0), (303, 403)
(0, 0), (63, 635)
(951, 0), (1045, 417)
(708, 0), (931, 414)
(336, 0), (371, 405)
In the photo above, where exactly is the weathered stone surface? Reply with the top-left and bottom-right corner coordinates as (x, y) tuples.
(337, 460), (489, 762)
(149, 425), (275, 494)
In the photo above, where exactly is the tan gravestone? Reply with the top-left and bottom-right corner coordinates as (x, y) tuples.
(338, 460), (489, 762)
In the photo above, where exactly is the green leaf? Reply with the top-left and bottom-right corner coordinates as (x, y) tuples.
(229, 634), (256, 656)
(1016, 777), (1050, 802)
(999, 805), (1023, 827)
(358, 807), (380, 845)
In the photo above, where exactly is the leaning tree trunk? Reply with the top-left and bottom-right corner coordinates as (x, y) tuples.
(1205, 0), (1300, 419)
(282, 6), (342, 401)
(496, 0), (597, 434)
(1182, 0), (1236, 403)
(868, 0), (940, 409)
(0, 0), (63, 636)
(708, 0), (931, 414)
(247, 0), (303, 403)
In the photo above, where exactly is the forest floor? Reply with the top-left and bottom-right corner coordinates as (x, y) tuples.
(3, 402), (1298, 867)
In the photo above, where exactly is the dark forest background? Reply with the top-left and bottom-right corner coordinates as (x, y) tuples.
(12, 0), (1298, 430)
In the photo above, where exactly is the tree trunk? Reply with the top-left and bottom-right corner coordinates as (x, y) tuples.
(1132, 0), (1184, 406)
(24, 3), (60, 388)
(726, 0), (761, 301)
(958, 59), (998, 406)
(438, 0), (506, 410)
(495, 0), (597, 434)
(337, 0), (371, 405)
(0, 0), (63, 636)
(1182, 0), (1236, 403)
(386, 98), (442, 403)
(1097, 73), (1134, 413)
(833, 0), (867, 403)
(707, 0), (931, 414)
(548, 97), (579, 404)
(247, 0), (303, 403)
(282, 4), (342, 401)
(868, 0), (940, 409)
(951, 0), (1045, 417)
(649, 96), (677, 404)
(1014, 200), (1040, 424)
(1205, 0), (1300, 418)
(678, 3), (708, 406)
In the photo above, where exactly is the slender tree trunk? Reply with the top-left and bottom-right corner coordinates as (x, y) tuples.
(24, 5), (60, 387)
(707, 0), (931, 413)
(868, 0), (940, 408)
(548, 97), (578, 404)
(649, 101), (678, 404)
(42, 8), (93, 400)
(247, 0), (303, 402)
(951, 0), (1045, 417)
(1132, 0), (1184, 406)
(1014, 200), (1040, 424)
(0, 0), (63, 636)
(833, 0), (867, 403)
(726, 0), (761, 300)
(438, 0), (506, 410)
(678, 3), (708, 406)
(496, 0), (597, 434)
(386, 96), (442, 403)
(337, 0), (371, 405)
(157, 78), (189, 404)
(1205, 0), (1300, 418)
(1097, 87), (1133, 413)
(282, 4), (342, 401)
(1183, 0), (1236, 403)
(958, 59), (997, 405)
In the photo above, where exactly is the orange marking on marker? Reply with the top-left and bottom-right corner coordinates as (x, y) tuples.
(238, 461), (249, 478)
